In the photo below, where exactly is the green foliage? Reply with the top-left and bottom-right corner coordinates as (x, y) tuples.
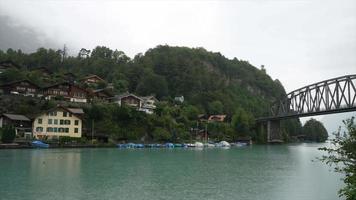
(319, 117), (356, 199)
(152, 127), (171, 141)
(231, 108), (255, 137)
(0, 125), (16, 143)
(302, 118), (328, 142)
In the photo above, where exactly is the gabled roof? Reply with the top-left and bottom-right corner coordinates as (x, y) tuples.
(0, 80), (40, 88)
(35, 106), (84, 119)
(113, 92), (143, 101)
(80, 74), (105, 82)
(92, 88), (114, 97)
(66, 108), (84, 115)
(1, 113), (30, 121)
(141, 95), (159, 102)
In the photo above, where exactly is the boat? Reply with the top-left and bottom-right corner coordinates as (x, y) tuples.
(215, 141), (231, 147)
(174, 143), (183, 147)
(165, 143), (174, 148)
(185, 143), (196, 148)
(219, 141), (231, 147)
(31, 140), (49, 148)
(204, 143), (215, 148)
(194, 142), (204, 148)
(135, 144), (145, 148)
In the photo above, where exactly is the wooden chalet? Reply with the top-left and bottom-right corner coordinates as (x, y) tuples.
(0, 80), (41, 97)
(42, 82), (92, 103)
(92, 88), (114, 101)
(111, 92), (143, 109)
(0, 113), (32, 138)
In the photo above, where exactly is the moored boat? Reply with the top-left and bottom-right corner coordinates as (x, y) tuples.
(194, 142), (204, 148)
(165, 143), (174, 148)
(31, 140), (49, 148)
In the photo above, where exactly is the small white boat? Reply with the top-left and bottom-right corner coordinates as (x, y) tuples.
(204, 143), (215, 147)
(216, 141), (231, 147)
(194, 142), (204, 148)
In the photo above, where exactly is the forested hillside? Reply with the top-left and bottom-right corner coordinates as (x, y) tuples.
(0, 45), (301, 142)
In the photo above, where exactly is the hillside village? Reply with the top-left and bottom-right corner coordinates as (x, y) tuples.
(0, 60), (231, 144)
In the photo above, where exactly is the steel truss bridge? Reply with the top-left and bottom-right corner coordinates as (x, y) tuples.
(257, 74), (356, 142)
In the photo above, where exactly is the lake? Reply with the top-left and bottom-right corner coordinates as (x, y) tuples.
(0, 143), (344, 200)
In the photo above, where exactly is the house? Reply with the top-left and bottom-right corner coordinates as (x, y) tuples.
(111, 92), (143, 109)
(79, 74), (105, 84)
(32, 106), (84, 139)
(139, 96), (158, 114)
(42, 82), (92, 103)
(0, 61), (21, 73)
(208, 115), (227, 122)
(92, 88), (114, 101)
(0, 80), (41, 97)
(0, 113), (32, 138)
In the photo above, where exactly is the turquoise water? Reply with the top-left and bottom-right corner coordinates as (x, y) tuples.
(0, 144), (344, 200)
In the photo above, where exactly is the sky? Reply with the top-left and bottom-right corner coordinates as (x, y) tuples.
(0, 0), (355, 130)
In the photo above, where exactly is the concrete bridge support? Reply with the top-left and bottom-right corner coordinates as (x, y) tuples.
(267, 120), (282, 143)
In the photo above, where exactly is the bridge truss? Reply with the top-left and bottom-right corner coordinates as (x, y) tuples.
(268, 74), (356, 120)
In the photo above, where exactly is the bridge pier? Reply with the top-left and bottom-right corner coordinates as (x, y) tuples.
(267, 120), (282, 143)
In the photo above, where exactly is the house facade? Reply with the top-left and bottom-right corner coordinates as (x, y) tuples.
(0, 113), (32, 138)
(32, 107), (84, 139)
(139, 96), (158, 114)
(112, 93), (143, 109)
(43, 82), (91, 103)
(112, 93), (158, 114)
(0, 80), (41, 97)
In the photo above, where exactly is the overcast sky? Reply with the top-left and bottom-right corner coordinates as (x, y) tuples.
(0, 0), (355, 129)
(1, 0), (355, 92)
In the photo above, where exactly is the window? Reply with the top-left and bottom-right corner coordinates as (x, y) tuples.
(75, 120), (79, 126)
(49, 112), (57, 116)
(60, 120), (64, 125)
(65, 120), (71, 125)
(69, 113), (72, 117)
(59, 128), (64, 133)
(74, 128), (78, 133)
(63, 112), (67, 117)
(65, 128), (69, 133)
(38, 118), (42, 124)
(48, 119), (52, 124)
(53, 127), (58, 132)
(54, 119), (58, 125)
(36, 127), (43, 132)
(46, 127), (53, 132)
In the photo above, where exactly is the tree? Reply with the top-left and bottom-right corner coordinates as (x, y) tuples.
(231, 108), (254, 137)
(0, 125), (16, 143)
(152, 127), (171, 141)
(302, 118), (328, 142)
(319, 117), (356, 199)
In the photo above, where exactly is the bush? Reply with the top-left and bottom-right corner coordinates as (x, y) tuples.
(0, 125), (16, 143)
